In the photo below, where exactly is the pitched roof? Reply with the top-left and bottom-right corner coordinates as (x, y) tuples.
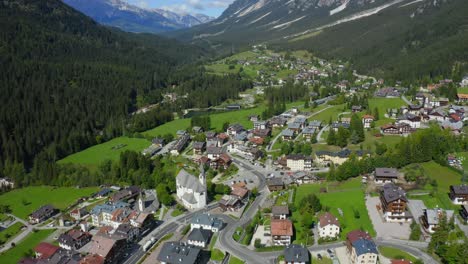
(352, 238), (378, 256)
(272, 205), (289, 216)
(375, 168), (399, 178)
(267, 177), (283, 186)
(187, 228), (212, 243)
(271, 219), (293, 236)
(79, 254), (105, 264)
(347, 230), (372, 243)
(176, 169), (205, 193)
(190, 213), (222, 228)
(231, 187), (248, 199)
(88, 236), (118, 258)
(157, 242), (201, 264)
(381, 183), (407, 203)
(30, 204), (55, 219)
(319, 212), (340, 227)
(450, 185), (468, 195)
(284, 244), (310, 263)
(34, 242), (60, 259)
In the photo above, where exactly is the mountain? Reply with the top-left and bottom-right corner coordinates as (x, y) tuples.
(63, 0), (214, 33)
(171, 0), (468, 81)
(0, 0), (205, 171)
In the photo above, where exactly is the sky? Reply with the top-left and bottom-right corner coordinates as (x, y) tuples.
(127, 0), (235, 17)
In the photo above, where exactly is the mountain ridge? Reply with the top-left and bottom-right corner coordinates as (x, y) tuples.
(63, 0), (214, 33)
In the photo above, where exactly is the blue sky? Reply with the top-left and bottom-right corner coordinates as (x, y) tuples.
(127, 0), (235, 17)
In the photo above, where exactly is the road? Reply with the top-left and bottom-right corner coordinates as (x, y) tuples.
(316, 124), (329, 143)
(401, 95), (412, 105)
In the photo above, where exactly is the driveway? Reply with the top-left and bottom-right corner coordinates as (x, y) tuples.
(366, 197), (411, 239)
(407, 199), (426, 222)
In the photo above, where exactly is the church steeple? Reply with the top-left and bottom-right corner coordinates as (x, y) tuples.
(138, 192), (145, 212)
(199, 164), (206, 187)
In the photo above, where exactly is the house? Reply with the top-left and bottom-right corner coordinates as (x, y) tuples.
(192, 141), (206, 155)
(302, 127), (316, 141)
(291, 171), (318, 185)
(109, 186), (141, 203)
(249, 115), (260, 122)
(288, 122), (302, 132)
(315, 149), (366, 166)
(352, 105), (362, 113)
(170, 134), (190, 155)
(219, 195), (242, 211)
(396, 113), (421, 129)
(308, 120), (322, 130)
(34, 242), (60, 259)
(70, 207), (88, 220)
(206, 147), (223, 160)
(29, 205), (56, 224)
(346, 230), (378, 264)
(284, 244), (310, 264)
(286, 154), (312, 171)
(380, 183), (411, 222)
(461, 76), (468, 87)
(114, 223), (139, 241)
(331, 122), (350, 131)
(270, 116), (287, 128)
(271, 219), (293, 246)
(151, 138), (165, 147)
(187, 228), (212, 248)
(267, 177), (284, 192)
(192, 126), (203, 134)
(281, 129), (295, 141)
(293, 116), (308, 128)
(58, 229), (92, 250)
(449, 185), (468, 204)
(157, 242), (201, 264)
(318, 212), (340, 239)
(458, 93), (468, 102)
(421, 208), (454, 233)
(227, 123), (244, 136)
(362, 115), (374, 129)
(90, 201), (129, 227)
(0, 177), (14, 188)
(88, 236), (126, 264)
(231, 186), (249, 201)
(79, 254), (105, 264)
(176, 169), (207, 210)
(460, 205), (468, 224)
(254, 121), (269, 130)
(380, 123), (414, 136)
(176, 130), (187, 137)
(134, 191), (160, 214)
(272, 205), (289, 220)
(374, 168), (399, 183)
(95, 188), (112, 199)
(210, 153), (232, 170)
(190, 213), (223, 232)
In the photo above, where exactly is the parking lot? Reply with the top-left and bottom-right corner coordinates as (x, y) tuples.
(366, 196), (411, 239)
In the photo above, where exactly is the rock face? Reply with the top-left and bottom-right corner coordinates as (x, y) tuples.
(63, 0), (214, 33)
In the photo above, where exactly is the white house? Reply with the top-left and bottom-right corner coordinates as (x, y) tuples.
(190, 213), (223, 232)
(176, 169), (207, 210)
(286, 154), (312, 171)
(422, 208), (454, 233)
(461, 76), (468, 87)
(318, 212), (340, 239)
(187, 228), (212, 248)
(396, 113), (421, 129)
(362, 115), (374, 129)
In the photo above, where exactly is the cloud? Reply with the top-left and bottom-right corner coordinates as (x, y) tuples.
(187, 0), (205, 10)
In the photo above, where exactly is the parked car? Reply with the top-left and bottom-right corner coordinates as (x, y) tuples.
(317, 253), (322, 260)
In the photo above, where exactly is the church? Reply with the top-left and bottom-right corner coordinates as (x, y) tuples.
(176, 168), (207, 210)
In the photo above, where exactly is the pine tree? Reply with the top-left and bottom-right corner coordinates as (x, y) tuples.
(327, 129), (336, 145)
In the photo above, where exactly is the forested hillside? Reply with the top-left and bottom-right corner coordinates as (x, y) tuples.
(283, 0), (468, 82)
(0, 0), (205, 171)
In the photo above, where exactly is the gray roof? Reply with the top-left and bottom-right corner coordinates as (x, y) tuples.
(187, 228), (212, 244)
(182, 193), (197, 205)
(90, 201), (128, 216)
(381, 183), (407, 203)
(451, 185), (468, 195)
(176, 169), (205, 193)
(282, 129), (295, 137)
(192, 142), (205, 150)
(206, 147), (223, 155)
(157, 242), (200, 264)
(441, 120), (463, 130)
(272, 206), (289, 216)
(375, 168), (399, 178)
(352, 239), (378, 256)
(288, 123), (301, 129)
(191, 213), (223, 228)
(424, 209), (454, 225)
(302, 127), (316, 135)
(284, 244), (310, 263)
(267, 177), (284, 186)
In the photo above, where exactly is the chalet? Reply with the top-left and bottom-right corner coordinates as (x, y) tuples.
(396, 113), (421, 129)
(288, 122), (302, 132)
(192, 126), (203, 134)
(428, 109), (446, 122)
(252, 128), (271, 138)
(267, 177), (285, 192)
(272, 205), (289, 220)
(157, 242), (201, 264)
(29, 204), (56, 224)
(362, 115), (374, 129)
(109, 186), (141, 203)
(114, 223), (139, 241)
(408, 104), (423, 115)
(34, 242), (60, 259)
(380, 123), (414, 136)
(227, 123), (244, 136)
(249, 115), (259, 122)
(207, 147), (223, 160)
(308, 120), (322, 130)
(286, 154), (312, 171)
(176, 130), (187, 137)
(374, 168), (399, 183)
(190, 213), (223, 233)
(458, 93), (468, 103)
(192, 141), (206, 155)
(302, 127), (316, 140)
(95, 188), (112, 199)
(231, 186), (249, 201)
(293, 116), (308, 128)
(291, 171), (318, 185)
(318, 212), (340, 239)
(461, 205), (468, 224)
(219, 195), (242, 212)
(270, 116), (287, 128)
(380, 183), (411, 222)
(152, 138), (165, 147)
(249, 136), (264, 146)
(187, 228), (212, 248)
(58, 229), (92, 250)
(210, 153), (232, 170)
(352, 105), (362, 113)
(254, 120), (269, 130)
(271, 219), (293, 246)
(205, 131), (217, 140)
(421, 208), (454, 233)
(70, 207), (88, 220)
(284, 244), (310, 264)
(346, 230), (378, 264)
(449, 185), (468, 204)
(282, 129), (295, 141)
(170, 134), (190, 155)
(315, 149), (366, 166)
(331, 122), (350, 132)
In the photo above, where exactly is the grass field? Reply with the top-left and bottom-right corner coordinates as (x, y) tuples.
(311, 257), (333, 264)
(295, 178), (376, 239)
(0, 222), (23, 245)
(368, 98), (406, 121)
(308, 105), (346, 123)
(210, 249), (224, 261)
(59, 137), (151, 167)
(0, 229), (55, 263)
(0, 186), (98, 220)
(407, 161), (462, 209)
(457, 87), (468, 94)
(455, 152), (468, 171)
(378, 246), (418, 262)
(229, 256), (245, 264)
